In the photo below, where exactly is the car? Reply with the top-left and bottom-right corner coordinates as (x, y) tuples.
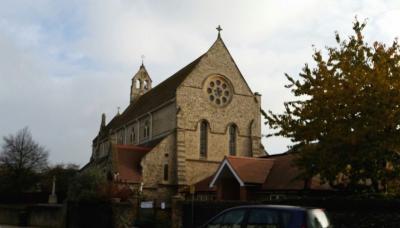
(200, 205), (332, 228)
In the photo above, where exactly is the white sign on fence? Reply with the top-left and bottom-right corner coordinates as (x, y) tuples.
(140, 201), (154, 209)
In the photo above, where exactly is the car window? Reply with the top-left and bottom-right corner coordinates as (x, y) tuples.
(280, 211), (292, 228)
(208, 209), (246, 228)
(307, 209), (330, 228)
(246, 209), (288, 228)
(208, 213), (224, 228)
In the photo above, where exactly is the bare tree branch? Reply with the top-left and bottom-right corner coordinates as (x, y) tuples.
(0, 127), (49, 173)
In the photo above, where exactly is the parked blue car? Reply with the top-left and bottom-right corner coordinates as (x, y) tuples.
(201, 205), (332, 228)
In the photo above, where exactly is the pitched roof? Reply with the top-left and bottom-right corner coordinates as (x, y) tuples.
(112, 144), (152, 183)
(209, 156), (274, 187)
(261, 153), (304, 190)
(262, 153), (331, 190)
(97, 54), (204, 138)
(134, 64), (152, 82)
(212, 36), (254, 95)
(95, 34), (249, 140)
(206, 153), (331, 191)
(226, 156), (274, 184)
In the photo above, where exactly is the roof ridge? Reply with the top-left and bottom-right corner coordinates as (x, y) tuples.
(128, 53), (205, 107)
(97, 54), (205, 136)
(226, 155), (274, 161)
(263, 152), (291, 158)
(207, 35), (254, 95)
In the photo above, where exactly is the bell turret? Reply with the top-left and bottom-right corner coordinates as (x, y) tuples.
(130, 64), (152, 103)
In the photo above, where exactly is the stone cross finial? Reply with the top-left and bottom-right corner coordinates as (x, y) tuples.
(141, 55), (145, 65)
(216, 25), (223, 35)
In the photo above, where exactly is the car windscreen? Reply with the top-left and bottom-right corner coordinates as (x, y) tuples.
(207, 208), (246, 228)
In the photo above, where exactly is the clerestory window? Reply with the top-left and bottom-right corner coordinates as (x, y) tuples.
(144, 121), (150, 138)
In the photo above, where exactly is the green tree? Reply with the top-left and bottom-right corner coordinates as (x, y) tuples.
(40, 163), (79, 198)
(67, 167), (108, 202)
(266, 20), (400, 192)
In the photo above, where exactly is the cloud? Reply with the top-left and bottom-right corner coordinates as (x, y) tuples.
(0, 0), (399, 165)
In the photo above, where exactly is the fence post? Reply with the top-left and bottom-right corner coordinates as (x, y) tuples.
(171, 195), (184, 228)
(132, 195), (140, 222)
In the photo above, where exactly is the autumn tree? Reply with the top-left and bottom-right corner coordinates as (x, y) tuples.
(266, 20), (400, 192)
(0, 127), (49, 193)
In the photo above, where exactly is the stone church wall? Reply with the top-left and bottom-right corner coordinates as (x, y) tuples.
(185, 159), (221, 184)
(109, 101), (176, 146)
(141, 132), (177, 200)
(175, 37), (263, 185)
(141, 133), (176, 187)
(184, 125), (254, 160)
(88, 36), (264, 199)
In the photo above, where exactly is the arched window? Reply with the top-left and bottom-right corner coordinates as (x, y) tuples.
(229, 124), (237, 156)
(200, 120), (208, 158)
(144, 121), (150, 138)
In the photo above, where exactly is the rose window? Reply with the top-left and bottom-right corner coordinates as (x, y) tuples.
(204, 75), (233, 107)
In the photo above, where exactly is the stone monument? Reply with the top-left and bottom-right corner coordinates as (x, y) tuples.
(48, 176), (58, 204)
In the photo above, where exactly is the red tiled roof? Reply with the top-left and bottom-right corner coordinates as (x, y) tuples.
(193, 175), (216, 192)
(204, 153), (331, 192)
(113, 144), (152, 183)
(261, 153), (304, 190)
(180, 175), (216, 193)
(226, 156), (274, 184)
(262, 153), (331, 190)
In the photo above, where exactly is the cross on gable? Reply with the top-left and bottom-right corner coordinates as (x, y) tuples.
(216, 25), (223, 34)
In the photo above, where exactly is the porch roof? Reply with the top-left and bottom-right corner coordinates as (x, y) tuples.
(209, 156), (274, 187)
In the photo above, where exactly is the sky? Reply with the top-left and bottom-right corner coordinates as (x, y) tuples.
(1, 0), (400, 166)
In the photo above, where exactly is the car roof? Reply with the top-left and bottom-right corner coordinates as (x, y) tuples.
(200, 204), (324, 228)
(225, 204), (318, 212)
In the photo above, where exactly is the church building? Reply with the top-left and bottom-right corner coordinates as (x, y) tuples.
(83, 28), (266, 201)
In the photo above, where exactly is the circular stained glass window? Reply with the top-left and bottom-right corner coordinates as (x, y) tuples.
(204, 75), (233, 107)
